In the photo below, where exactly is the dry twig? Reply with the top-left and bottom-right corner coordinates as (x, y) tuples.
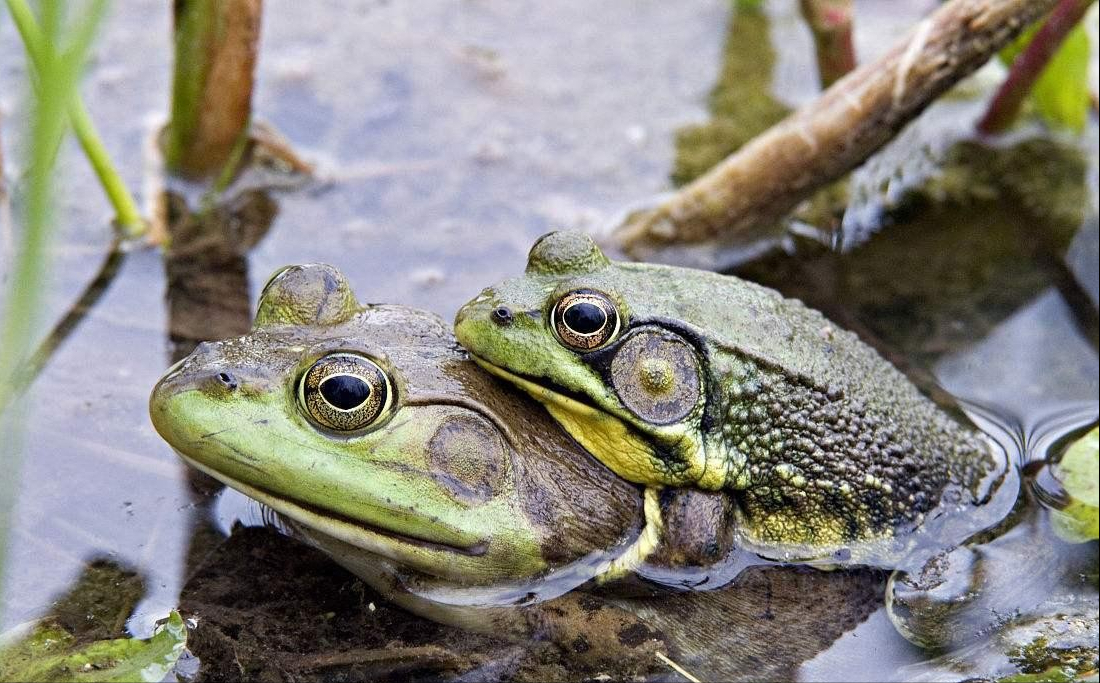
(613, 0), (1060, 257)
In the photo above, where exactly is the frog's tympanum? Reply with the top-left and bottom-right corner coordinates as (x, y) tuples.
(149, 264), (891, 678)
(455, 231), (1007, 562)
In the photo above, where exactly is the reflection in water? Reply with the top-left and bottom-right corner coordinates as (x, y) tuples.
(890, 500), (1098, 681)
(0, 242), (127, 414)
(671, 2), (789, 187)
(160, 186), (277, 624)
(935, 289), (1098, 442)
(179, 522), (888, 682)
(0, 558), (191, 681)
(164, 189), (277, 361)
(32, 558), (146, 642)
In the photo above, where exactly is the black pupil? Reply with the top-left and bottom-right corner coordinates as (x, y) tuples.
(563, 301), (606, 335)
(320, 374), (372, 410)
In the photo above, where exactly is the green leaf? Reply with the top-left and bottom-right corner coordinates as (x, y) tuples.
(1030, 19), (1091, 133)
(0, 611), (188, 683)
(998, 5), (1094, 133)
(1050, 427), (1099, 543)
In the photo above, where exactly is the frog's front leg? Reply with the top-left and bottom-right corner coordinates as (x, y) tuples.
(597, 487), (740, 585)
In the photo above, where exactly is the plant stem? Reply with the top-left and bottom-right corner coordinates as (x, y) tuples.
(799, 0), (856, 87)
(0, 0), (108, 597)
(69, 100), (146, 237)
(4, 0), (146, 238)
(977, 0), (1096, 134)
(165, 0), (262, 178)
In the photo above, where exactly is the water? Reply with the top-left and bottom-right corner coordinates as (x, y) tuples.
(1, 0), (1097, 680)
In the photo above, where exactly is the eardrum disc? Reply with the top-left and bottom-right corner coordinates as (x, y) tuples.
(610, 328), (701, 425)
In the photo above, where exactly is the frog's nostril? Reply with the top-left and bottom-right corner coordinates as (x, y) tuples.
(491, 306), (514, 326)
(216, 372), (239, 390)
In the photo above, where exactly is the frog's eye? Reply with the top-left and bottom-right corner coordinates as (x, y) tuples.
(551, 290), (620, 351)
(299, 353), (393, 432)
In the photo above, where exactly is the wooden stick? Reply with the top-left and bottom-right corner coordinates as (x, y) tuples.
(613, 0), (1060, 257)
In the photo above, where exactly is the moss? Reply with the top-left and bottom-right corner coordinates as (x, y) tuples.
(1003, 633), (1098, 681)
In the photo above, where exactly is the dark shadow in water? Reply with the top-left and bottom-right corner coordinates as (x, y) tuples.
(164, 190), (278, 362)
(179, 524), (887, 682)
(44, 558), (146, 642)
(160, 188), (276, 586)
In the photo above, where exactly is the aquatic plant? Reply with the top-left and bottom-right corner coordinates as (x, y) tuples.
(0, 0), (108, 592)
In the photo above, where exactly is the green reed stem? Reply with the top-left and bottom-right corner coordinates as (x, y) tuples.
(5, 0), (146, 238)
(0, 0), (109, 598)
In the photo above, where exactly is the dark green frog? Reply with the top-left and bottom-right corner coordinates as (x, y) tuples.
(455, 231), (1006, 563)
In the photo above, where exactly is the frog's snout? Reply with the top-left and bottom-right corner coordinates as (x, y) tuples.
(453, 298), (484, 343)
(153, 365), (242, 401)
(150, 343), (245, 418)
(453, 297), (479, 329)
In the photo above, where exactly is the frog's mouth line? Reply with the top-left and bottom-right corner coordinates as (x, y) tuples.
(468, 355), (615, 422)
(176, 452), (487, 557)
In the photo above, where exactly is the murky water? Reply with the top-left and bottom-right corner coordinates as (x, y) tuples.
(1, 0), (1097, 680)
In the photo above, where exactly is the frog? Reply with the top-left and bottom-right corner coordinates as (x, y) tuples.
(149, 264), (892, 679)
(454, 231), (1009, 564)
(150, 264), (652, 607)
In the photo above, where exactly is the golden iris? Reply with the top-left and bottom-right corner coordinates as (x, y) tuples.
(551, 290), (619, 351)
(299, 353), (392, 431)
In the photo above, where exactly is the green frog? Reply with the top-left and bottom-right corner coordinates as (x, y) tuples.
(149, 264), (891, 679)
(454, 231), (1007, 563)
(150, 264), (650, 604)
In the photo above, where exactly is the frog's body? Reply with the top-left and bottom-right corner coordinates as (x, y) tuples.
(149, 264), (888, 674)
(455, 231), (1004, 559)
(151, 265), (649, 605)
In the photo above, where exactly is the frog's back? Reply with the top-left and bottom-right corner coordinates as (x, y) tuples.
(615, 262), (999, 550)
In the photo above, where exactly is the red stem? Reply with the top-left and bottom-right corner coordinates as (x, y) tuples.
(977, 0), (1095, 134)
(799, 0), (857, 88)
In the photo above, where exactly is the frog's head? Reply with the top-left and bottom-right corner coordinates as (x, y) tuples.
(151, 264), (644, 591)
(455, 232), (711, 489)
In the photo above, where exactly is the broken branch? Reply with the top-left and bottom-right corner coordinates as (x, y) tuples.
(613, 0), (1060, 257)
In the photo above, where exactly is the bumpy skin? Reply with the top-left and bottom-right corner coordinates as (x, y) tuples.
(150, 264), (646, 598)
(455, 231), (1002, 556)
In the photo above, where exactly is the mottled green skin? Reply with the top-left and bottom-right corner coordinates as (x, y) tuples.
(455, 232), (1002, 557)
(150, 264), (646, 600)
